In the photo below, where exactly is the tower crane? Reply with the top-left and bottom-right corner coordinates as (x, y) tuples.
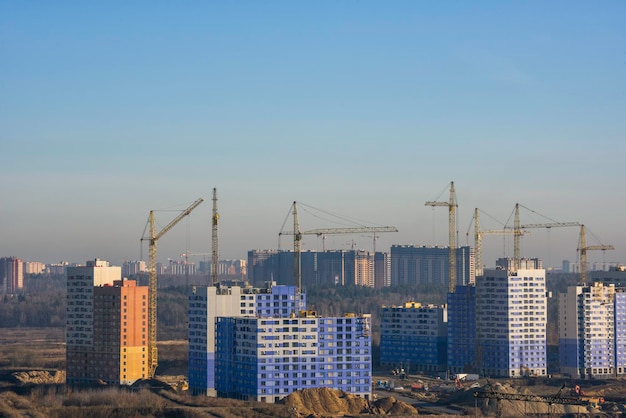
(279, 201), (398, 293)
(578, 224), (614, 284)
(425, 181), (457, 292)
(511, 203), (580, 271)
(141, 197), (204, 377)
(468, 208), (528, 277)
(211, 188), (219, 286)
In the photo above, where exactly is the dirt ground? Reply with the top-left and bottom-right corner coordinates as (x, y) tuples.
(0, 327), (187, 377)
(4, 328), (626, 416)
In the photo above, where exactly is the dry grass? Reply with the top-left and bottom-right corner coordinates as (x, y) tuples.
(0, 328), (65, 370)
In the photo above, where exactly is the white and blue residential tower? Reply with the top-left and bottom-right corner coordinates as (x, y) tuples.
(476, 268), (547, 378)
(558, 283), (626, 379)
(188, 282), (305, 395)
(215, 311), (372, 403)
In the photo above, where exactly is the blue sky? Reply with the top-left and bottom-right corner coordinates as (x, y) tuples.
(1, 1), (625, 268)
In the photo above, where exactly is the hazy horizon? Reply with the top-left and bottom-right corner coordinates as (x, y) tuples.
(2, 2), (624, 269)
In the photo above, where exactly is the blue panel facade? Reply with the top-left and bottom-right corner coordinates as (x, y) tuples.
(188, 284), (305, 395)
(215, 314), (372, 403)
(447, 286), (476, 373)
(188, 351), (212, 392)
(390, 245), (474, 287)
(318, 316), (372, 394)
(559, 338), (579, 373)
(379, 304), (447, 373)
(476, 269), (547, 378)
(577, 285), (615, 378)
(255, 285), (306, 318)
(616, 292), (626, 375)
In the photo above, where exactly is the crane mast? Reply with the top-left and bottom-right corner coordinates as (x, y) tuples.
(514, 203), (521, 271)
(280, 201), (398, 292)
(511, 203), (581, 271)
(470, 208), (528, 278)
(578, 224), (614, 284)
(474, 208), (481, 277)
(425, 181), (457, 293)
(293, 202), (302, 294)
(211, 188), (219, 286)
(143, 197), (204, 377)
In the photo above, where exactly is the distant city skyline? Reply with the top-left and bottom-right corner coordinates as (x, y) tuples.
(2, 2), (624, 268)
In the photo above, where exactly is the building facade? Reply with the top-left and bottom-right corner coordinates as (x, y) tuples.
(66, 259), (148, 385)
(24, 261), (46, 275)
(475, 268), (547, 378)
(188, 283), (306, 395)
(447, 285), (477, 374)
(248, 249), (388, 288)
(215, 311), (372, 403)
(1, 257), (24, 293)
(390, 245), (475, 288)
(558, 282), (626, 379)
(374, 251), (391, 288)
(496, 257), (543, 271)
(122, 260), (147, 277)
(380, 302), (448, 373)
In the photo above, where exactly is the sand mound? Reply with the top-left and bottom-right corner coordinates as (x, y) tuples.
(478, 382), (587, 417)
(371, 396), (418, 415)
(281, 387), (417, 416)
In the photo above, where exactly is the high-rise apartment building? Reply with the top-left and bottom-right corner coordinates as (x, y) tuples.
(24, 261), (46, 275)
(248, 250), (289, 285)
(374, 251), (391, 288)
(248, 249), (388, 288)
(122, 260), (147, 277)
(590, 267), (626, 287)
(379, 302), (448, 373)
(215, 311), (372, 403)
(1, 257), (24, 293)
(558, 282), (626, 379)
(188, 283), (305, 396)
(475, 268), (547, 378)
(447, 285), (477, 374)
(390, 245), (475, 287)
(354, 250), (374, 287)
(48, 262), (69, 275)
(496, 257), (543, 271)
(616, 291), (626, 376)
(66, 259), (148, 385)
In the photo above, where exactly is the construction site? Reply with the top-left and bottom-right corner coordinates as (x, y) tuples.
(2, 182), (625, 416)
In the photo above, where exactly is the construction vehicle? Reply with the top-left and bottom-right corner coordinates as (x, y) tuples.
(141, 198), (204, 377)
